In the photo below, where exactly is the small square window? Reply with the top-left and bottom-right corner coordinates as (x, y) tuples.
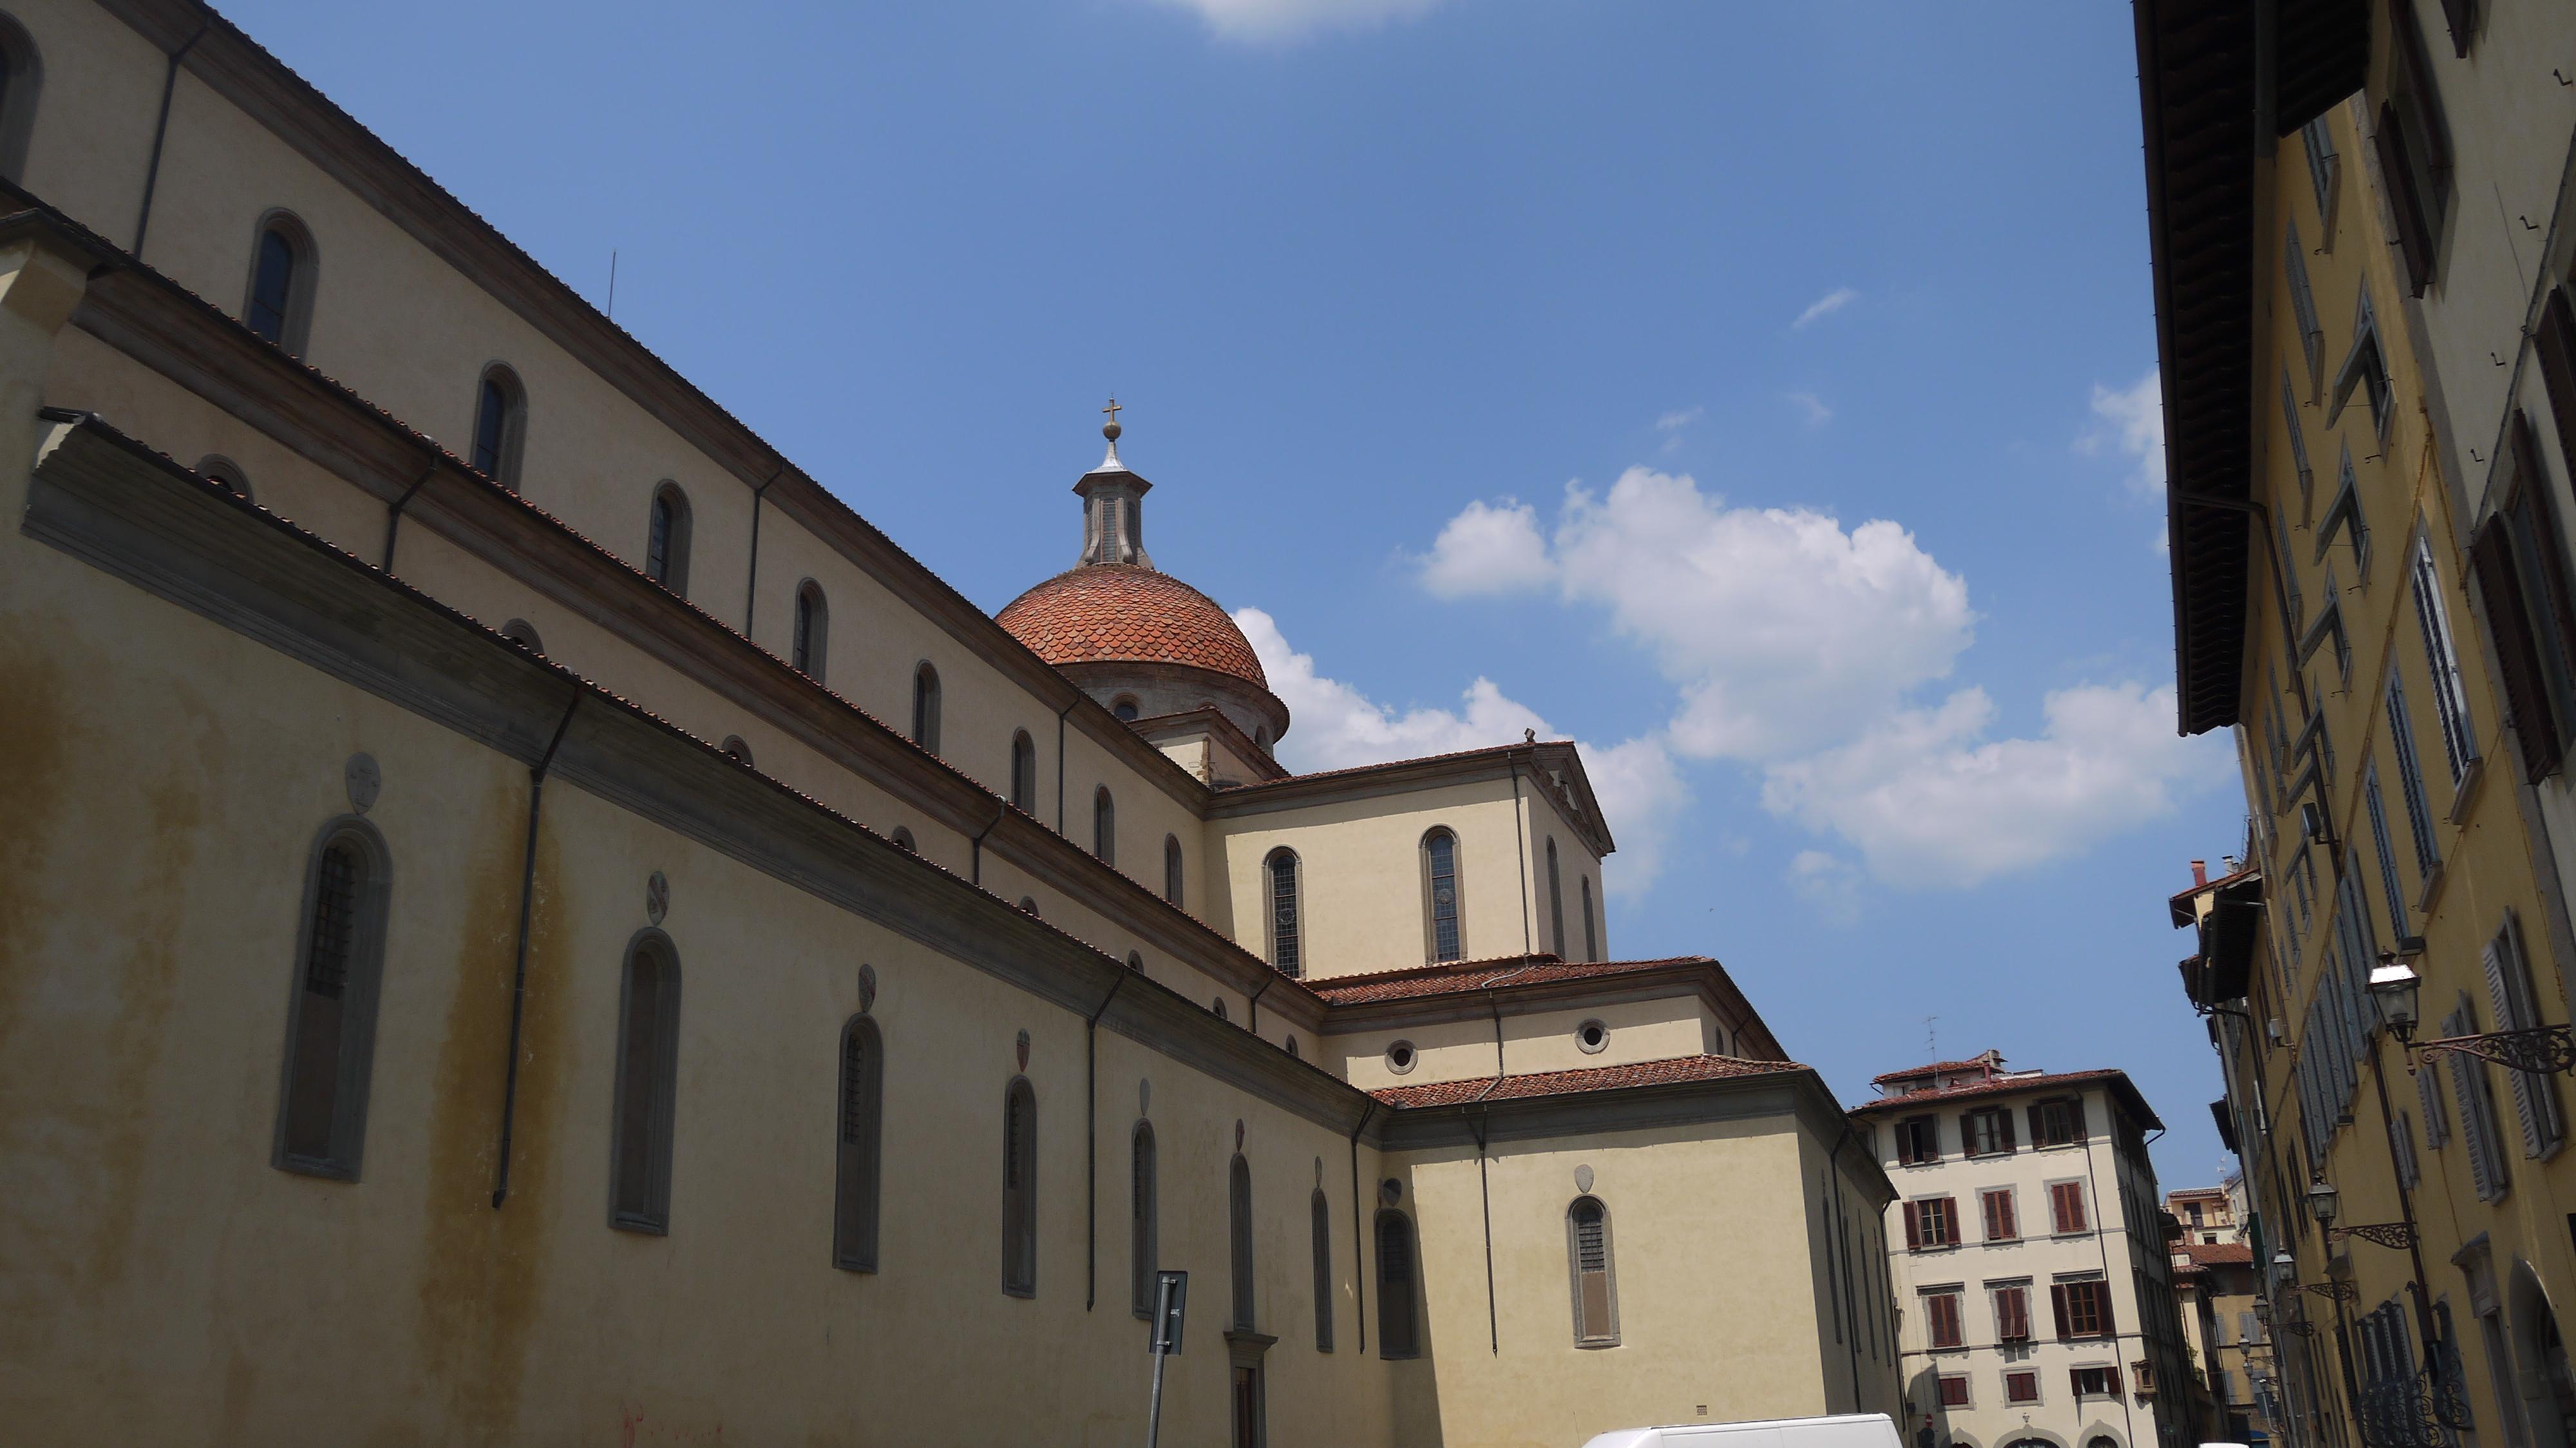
(2005, 1370), (2041, 1405)
(1938, 1375), (1971, 1408)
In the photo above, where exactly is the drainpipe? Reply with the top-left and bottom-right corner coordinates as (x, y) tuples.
(1350, 1101), (1376, 1355)
(1465, 976), (1522, 1359)
(491, 689), (581, 1208)
(379, 457), (438, 571)
(970, 800), (1007, 887)
(131, 19), (209, 258)
(1245, 970), (1275, 1037)
(741, 462), (784, 638)
(1055, 697), (1077, 834)
(1084, 970), (1129, 1313)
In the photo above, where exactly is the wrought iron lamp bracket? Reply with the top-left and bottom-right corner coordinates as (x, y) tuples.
(2299, 1281), (2360, 1303)
(2408, 1025), (2576, 1077)
(2327, 1221), (2420, 1250)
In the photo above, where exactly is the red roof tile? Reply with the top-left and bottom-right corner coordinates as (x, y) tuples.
(2178, 1241), (2254, 1266)
(1311, 955), (1721, 1005)
(1370, 1053), (1804, 1108)
(1871, 1053), (2005, 1085)
(998, 564), (1269, 691)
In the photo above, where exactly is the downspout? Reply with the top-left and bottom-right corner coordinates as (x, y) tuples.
(1245, 970), (1275, 1037)
(1466, 976), (1521, 1358)
(491, 689), (581, 1208)
(1350, 1101), (1376, 1355)
(741, 462), (784, 638)
(379, 457), (438, 572)
(1084, 971), (1129, 1313)
(1510, 757), (1533, 956)
(970, 799), (1007, 888)
(2080, 1103), (2146, 1448)
(1056, 698), (1077, 834)
(131, 19), (209, 258)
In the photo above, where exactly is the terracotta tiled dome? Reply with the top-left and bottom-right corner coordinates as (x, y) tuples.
(998, 564), (1269, 691)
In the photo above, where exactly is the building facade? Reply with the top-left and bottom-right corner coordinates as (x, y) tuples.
(1853, 1054), (2195, 1448)
(2142, 2), (2576, 1447)
(0, 1), (1908, 1442)
(2166, 1185), (2277, 1446)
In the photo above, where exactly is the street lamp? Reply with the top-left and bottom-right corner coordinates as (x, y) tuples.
(2305, 1176), (2339, 1226)
(2371, 949), (2576, 1075)
(2272, 1250), (2297, 1289)
(2369, 953), (2421, 1039)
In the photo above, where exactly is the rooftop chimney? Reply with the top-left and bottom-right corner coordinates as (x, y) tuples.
(2190, 859), (2208, 888)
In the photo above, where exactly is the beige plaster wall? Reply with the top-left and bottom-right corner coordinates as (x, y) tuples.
(1334, 995), (1721, 1093)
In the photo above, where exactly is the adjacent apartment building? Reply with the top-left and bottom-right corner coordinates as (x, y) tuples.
(1855, 1053), (2195, 1448)
(2165, 1185), (2276, 1446)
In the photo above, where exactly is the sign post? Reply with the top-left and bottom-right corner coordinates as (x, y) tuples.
(1146, 1269), (1188, 1448)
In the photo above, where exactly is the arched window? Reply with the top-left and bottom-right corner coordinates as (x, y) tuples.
(1230, 1153), (1256, 1330)
(1164, 835), (1184, 907)
(471, 365), (527, 491)
(792, 580), (827, 681)
(1581, 877), (1598, 962)
(1126, 951), (1145, 973)
(1131, 1121), (1158, 1317)
(0, 14), (44, 185)
(1002, 1076), (1038, 1296)
(1018, 896), (1040, 916)
(1010, 730), (1038, 812)
(1422, 828), (1463, 962)
(719, 735), (752, 767)
(1545, 837), (1567, 958)
(1567, 1196), (1620, 1346)
(1266, 848), (1302, 977)
(645, 483), (692, 596)
(196, 453), (253, 500)
(274, 817), (392, 1179)
(500, 618), (545, 656)
(1212, 996), (1229, 1022)
(834, 1015), (883, 1271)
(1113, 695), (1141, 723)
(1094, 786), (1116, 865)
(1376, 1210), (1420, 1358)
(891, 826), (916, 852)
(913, 663), (942, 754)
(1311, 1188), (1335, 1351)
(243, 211), (318, 356)
(611, 931), (683, 1233)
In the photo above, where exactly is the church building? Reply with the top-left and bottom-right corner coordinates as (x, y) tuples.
(0, 2), (1900, 1442)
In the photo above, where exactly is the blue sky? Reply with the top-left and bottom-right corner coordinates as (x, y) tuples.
(227, 0), (2246, 1181)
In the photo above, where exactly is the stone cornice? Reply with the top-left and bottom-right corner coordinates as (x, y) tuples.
(1213, 741), (1617, 859)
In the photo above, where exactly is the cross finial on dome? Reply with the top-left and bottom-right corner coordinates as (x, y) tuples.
(1100, 396), (1123, 465)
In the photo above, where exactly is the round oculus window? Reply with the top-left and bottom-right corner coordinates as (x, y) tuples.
(1576, 1019), (1610, 1054)
(1385, 1039), (1418, 1075)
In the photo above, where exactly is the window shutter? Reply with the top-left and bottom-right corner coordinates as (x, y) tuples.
(2110, 1363), (2124, 1393)
(2052, 1283), (2071, 1340)
(2537, 291), (2576, 476)
(2099, 1286), (2117, 1338)
(2485, 915), (2565, 1156)
(1903, 1201), (1921, 1250)
(2471, 519), (2565, 782)
(2418, 1062), (2452, 1148)
(2512, 414), (2576, 698)
(2434, 0), (2472, 55)
(2374, 103), (2436, 296)
(2070, 1368), (2085, 1400)
(1998, 1108), (2016, 1152)
(1937, 1196), (1957, 1245)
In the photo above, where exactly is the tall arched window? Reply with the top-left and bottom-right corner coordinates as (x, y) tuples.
(0, 14), (44, 185)
(471, 365), (527, 491)
(1011, 730), (1038, 812)
(1311, 1188), (1335, 1351)
(243, 211), (317, 355)
(1164, 835), (1184, 908)
(274, 817), (392, 1179)
(1094, 786), (1116, 865)
(792, 580), (828, 681)
(834, 1015), (883, 1271)
(1567, 1196), (1620, 1346)
(1230, 1153), (1256, 1331)
(1266, 848), (1302, 977)
(1422, 828), (1463, 962)
(1132, 1121), (1159, 1317)
(610, 931), (683, 1233)
(1376, 1210), (1420, 1358)
(645, 482), (692, 596)
(1002, 1076), (1037, 1295)
(1545, 837), (1567, 957)
(1581, 877), (1599, 961)
(913, 663), (942, 755)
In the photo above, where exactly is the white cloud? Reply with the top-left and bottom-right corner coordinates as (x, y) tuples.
(1792, 287), (1857, 329)
(1787, 850), (1864, 926)
(1417, 497), (1553, 599)
(1153, 0), (1447, 41)
(1757, 681), (2232, 888)
(1655, 406), (1705, 432)
(2087, 370), (2166, 495)
(1787, 392), (1832, 427)
(1235, 606), (1682, 895)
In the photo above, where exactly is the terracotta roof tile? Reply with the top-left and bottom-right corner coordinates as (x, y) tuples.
(998, 564), (1269, 691)
(1848, 1068), (2164, 1131)
(1311, 955), (1720, 1005)
(1370, 1053), (1804, 1108)
(1871, 1054), (2004, 1085)
(2179, 1241), (2254, 1266)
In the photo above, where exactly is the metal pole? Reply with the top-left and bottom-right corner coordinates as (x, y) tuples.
(1145, 1348), (1168, 1448)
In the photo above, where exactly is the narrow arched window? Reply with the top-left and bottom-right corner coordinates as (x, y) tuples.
(243, 212), (317, 355)
(0, 14), (44, 185)
(834, 1015), (883, 1271)
(1423, 828), (1462, 962)
(1311, 1188), (1335, 1351)
(1010, 730), (1038, 812)
(1376, 1210), (1420, 1358)
(1230, 1153), (1257, 1330)
(1131, 1121), (1159, 1317)
(1581, 877), (1599, 961)
(196, 453), (252, 500)
(471, 366), (526, 491)
(719, 735), (752, 767)
(1568, 1196), (1620, 1346)
(913, 663), (942, 754)
(1126, 950), (1145, 973)
(645, 483), (692, 596)
(1266, 848), (1302, 977)
(500, 618), (545, 656)
(611, 933), (683, 1233)
(1018, 896), (1040, 915)
(1164, 835), (1184, 906)
(1094, 786), (1116, 865)
(792, 580), (828, 681)
(1002, 1076), (1038, 1295)
(274, 819), (392, 1179)
(891, 826), (916, 852)
(1545, 837), (1567, 957)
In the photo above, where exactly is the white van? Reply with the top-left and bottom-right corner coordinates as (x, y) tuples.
(1583, 1411), (1906, 1448)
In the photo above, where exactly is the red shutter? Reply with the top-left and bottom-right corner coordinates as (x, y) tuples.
(2473, 512), (2567, 782)
(1998, 1108), (2016, 1152)
(1936, 1196), (1957, 1246)
(1961, 1111), (1980, 1154)
(1904, 1201), (1922, 1250)
(2109, 1363), (2125, 1393)
(2535, 290), (2576, 477)
(2098, 1286), (2117, 1338)
(2374, 102), (2436, 297)
(2070, 1368), (2085, 1400)
(2051, 1283), (2072, 1340)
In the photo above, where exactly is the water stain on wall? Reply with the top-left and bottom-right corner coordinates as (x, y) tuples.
(415, 772), (571, 1439)
(0, 634), (69, 1357)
